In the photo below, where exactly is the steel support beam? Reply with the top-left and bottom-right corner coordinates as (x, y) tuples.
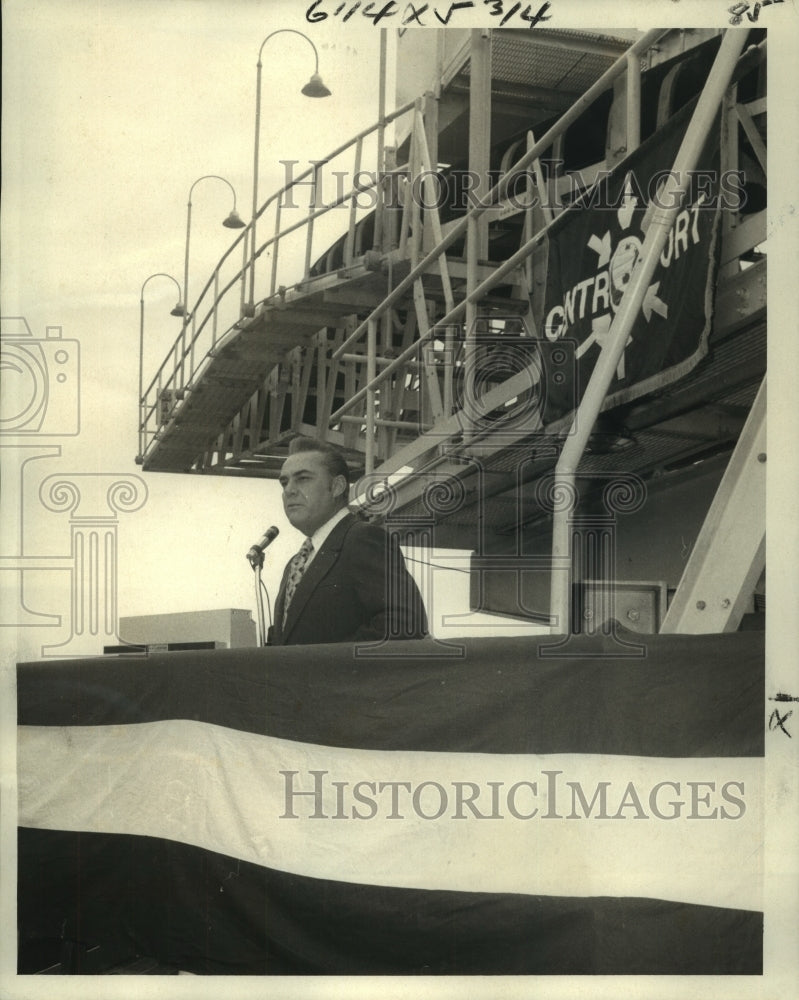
(660, 380), (766, 633)
(549, 28), (749, 635)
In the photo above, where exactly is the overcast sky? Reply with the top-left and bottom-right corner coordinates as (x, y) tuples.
(2, 0), (390, 660)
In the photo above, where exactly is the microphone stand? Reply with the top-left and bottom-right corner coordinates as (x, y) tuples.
(248, 550), (268, 647)
(246, 526), (279, 647)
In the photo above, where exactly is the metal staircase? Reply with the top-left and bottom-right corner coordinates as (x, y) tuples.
(137, 27), (767, 633)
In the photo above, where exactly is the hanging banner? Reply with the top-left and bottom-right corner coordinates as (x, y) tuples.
(542, 97), (729, 422)
(18, 633), (763, 974)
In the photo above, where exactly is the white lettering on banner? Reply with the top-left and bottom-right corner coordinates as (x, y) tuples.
(545, 175), (710, 381)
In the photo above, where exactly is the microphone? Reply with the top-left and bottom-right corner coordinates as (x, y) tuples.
(246, 525), (280, 567)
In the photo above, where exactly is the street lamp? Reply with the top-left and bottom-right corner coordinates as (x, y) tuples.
(138, 272), (185, 462)
(247, 29), (331, 315)
(180, 174), (245, 386)
(183, 174), (246, 323)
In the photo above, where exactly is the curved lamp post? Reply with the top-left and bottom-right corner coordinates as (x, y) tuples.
(180, 174), (245, 387)
(183, 174), (246, 323)
(138, 272), (185, 462)
(247, 29), (331, 315)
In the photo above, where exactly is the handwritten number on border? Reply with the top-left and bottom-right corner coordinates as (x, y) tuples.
(728, 0), (785, 26)
(306, 0), (551, 26)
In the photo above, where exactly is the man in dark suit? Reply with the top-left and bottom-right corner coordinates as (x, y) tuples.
(267, 437), (427, 646)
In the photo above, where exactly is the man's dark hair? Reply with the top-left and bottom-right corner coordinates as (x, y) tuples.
(287, 436), (351, 484)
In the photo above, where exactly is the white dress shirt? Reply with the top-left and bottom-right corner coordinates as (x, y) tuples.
(303, 506), (350, 568)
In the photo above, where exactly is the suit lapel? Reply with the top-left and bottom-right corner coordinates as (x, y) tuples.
(281, 514), (354, 641)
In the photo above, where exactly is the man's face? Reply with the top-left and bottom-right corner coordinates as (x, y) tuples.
(279, 451), (346, 536)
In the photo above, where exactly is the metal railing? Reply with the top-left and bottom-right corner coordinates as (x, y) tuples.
(139, 27), (678, 463)
(319, 29), (762, 634)
(547, 28), (752, 633)
(139, 27), (766, 638)
(137, 97), (418, 463)
(324, 30), (765, 453)
(325, 28), (669, 428)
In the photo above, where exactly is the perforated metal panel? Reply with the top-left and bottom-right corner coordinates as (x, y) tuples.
(455, 30), (636, 94)
(490, 33), (619, 93)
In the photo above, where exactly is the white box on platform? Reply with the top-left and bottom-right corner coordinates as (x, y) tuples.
(118, 609), (257, 649)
